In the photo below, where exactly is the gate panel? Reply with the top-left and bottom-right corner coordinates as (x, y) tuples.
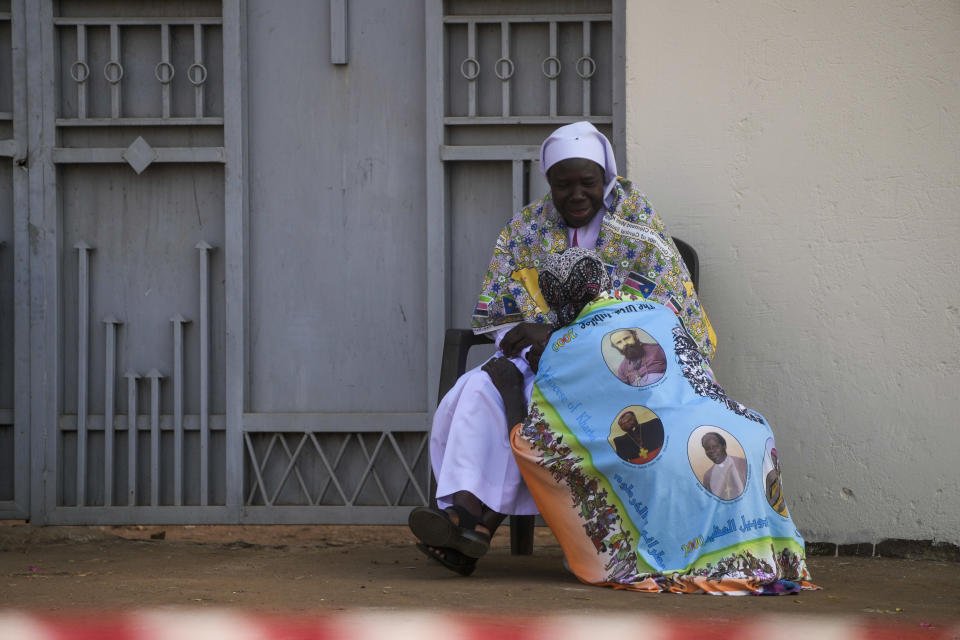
(23, 0), (235, 523)
(237, 0), (432, 522)
(245, 0), (427, 414)
(57, 164), (226, 508)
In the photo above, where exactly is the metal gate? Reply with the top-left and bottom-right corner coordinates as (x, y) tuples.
(426, 0), (624, 375)
(1, 0), (623, 525)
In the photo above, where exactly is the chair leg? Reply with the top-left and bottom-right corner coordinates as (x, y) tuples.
(510, 515), (535, 555)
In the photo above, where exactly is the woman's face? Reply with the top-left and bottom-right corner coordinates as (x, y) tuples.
(547, 158), (605, 228)
(702, 436), (727, 464)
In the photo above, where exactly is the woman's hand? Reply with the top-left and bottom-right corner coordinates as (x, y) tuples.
(525, 341), (546, 374)
(482, 357), (527, 429)
(499, 322), (553, 358)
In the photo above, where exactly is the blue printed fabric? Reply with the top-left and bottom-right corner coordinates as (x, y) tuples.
(510, 292), (817, 594)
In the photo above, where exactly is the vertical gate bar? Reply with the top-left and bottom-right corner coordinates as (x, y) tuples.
(193, 24), (204, 118)
(26, 0), (59, 524)
(170, 314), (189, 506)
(611, 1), (626, 171)
(160, 24), (171, 119)
(549, 21), (557, 118)
(125, 371), (139, 506)
(222, 0), (248, 517)
(581, 20), (591, 117)
(329, 0), (348, 65)
(109, 23), (121, 119)
(466, 20), (476, 118)
(12, 0), (33, 519)
(147, 370), (163, 506)
(511, 160), (524, 217)
(76, 25), (87, 119)
(75, 242), (91, 506)
(102, 316), (120, 506)
(196, 242), (212, 506)
(500, 20), (510, 117)
(425, 0), (446, 414)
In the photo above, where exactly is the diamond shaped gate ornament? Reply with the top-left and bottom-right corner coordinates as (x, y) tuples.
(122, 136), (157, 174)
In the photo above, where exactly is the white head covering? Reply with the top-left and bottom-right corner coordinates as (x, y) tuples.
(539, 121), (619, 208)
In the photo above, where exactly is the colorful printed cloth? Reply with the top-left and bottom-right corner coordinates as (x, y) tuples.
(510, 292), (817, 595)
(472, 177), (717, 362)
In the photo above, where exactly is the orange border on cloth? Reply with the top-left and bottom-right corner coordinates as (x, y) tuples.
(509, 424), (820, 594)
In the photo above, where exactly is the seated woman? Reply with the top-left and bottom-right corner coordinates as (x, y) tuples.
(411, 122), (717, 578)
(482, 247), (817, 595)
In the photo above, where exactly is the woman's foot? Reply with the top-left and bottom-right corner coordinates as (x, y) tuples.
(415, 542), (477, 576)
(443, 506), (492, 539)
(408, 505), (490, 559)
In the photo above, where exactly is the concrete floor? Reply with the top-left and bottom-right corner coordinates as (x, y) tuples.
(0, 523), (958, 631)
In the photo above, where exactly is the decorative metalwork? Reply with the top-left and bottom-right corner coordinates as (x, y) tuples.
(74, 242), (93, 506)
(103, 60), (124, 84)
(188, 63), (208, 86)
(195, 242), (215, 506)
(576, 55), (596, 79)
(244, 431), (429, 507)
(494, 57), (515, 81)
(70, 60), (90, 83)
(445, 13), (611, 123)
(121, 136), (156, 174)
(154, 61), (175, 84)
(146, 369), (165, 507)
(124, 371), (140, 506)
(541, 56), (561, 79)
(62, 239), (223, 509)
(170, 313), (190, 507)
(102, 315), (122, 506)
(459, 57), (480, 80)
(55, 16), (222, 126)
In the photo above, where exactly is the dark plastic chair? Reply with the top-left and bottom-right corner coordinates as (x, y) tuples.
(436, 238), (700, 555)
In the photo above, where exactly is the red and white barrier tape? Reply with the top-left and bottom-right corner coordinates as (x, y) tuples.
(0, 611), (956, 640)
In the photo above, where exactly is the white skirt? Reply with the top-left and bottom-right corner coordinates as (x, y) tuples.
(430, 352), (539, 515)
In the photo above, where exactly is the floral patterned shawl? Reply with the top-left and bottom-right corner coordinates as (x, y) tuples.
(472, 177), (717, 362)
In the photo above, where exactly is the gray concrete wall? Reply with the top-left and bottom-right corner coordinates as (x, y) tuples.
(625, 1), (960, 545)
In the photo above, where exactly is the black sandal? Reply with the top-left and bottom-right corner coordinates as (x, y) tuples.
(408, 505), (491, 559)
(415, 542), (477, 577)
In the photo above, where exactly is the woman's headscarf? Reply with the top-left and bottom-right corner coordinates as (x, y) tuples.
(539, 247), (611, 327)
(539, 121), (619, 209)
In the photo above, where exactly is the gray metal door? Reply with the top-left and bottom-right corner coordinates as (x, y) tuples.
(11, 0), (435, 525)
(7, 0), (624, 525)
